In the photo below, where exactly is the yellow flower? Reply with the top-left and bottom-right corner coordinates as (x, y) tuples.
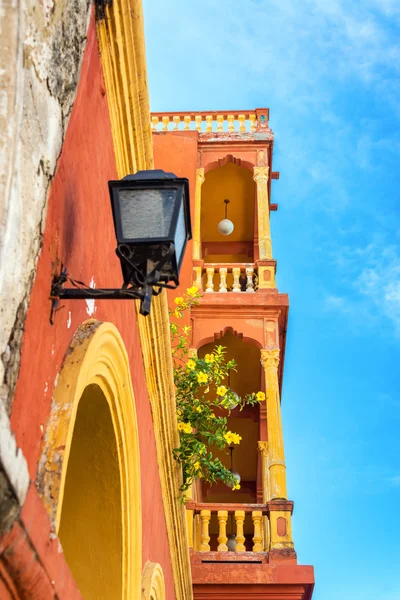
(196, 406), (203, 413)
(205, 353), (214, 363)
(174, 296), (184, 305)
(224, 431), (242, 445)
(187, 359), (196, 371)
(187, 286), (198, 296)
(174, 309), (182, 318)
(177, 422), (193, 434)
(217, 386), (227, 397)
(256, 391), (266, 401)
(232, 482), (241, 491)
(209, 413), (216, 419)
(197, 372), (208, 384)
(194, 461), (201, 470)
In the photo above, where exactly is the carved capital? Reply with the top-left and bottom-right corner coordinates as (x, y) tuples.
(260, 348), (280, 370)
(258, 441), (269, 457)
(253, 166), (269, 184)
(196, 167), (205, 185)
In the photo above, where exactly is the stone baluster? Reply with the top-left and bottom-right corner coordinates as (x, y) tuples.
(173, 115), (180, 130)
(252, 511), (263, 552)
(216, 115), (224, 132)
(151, 116), (159, 131)
(238, 114), (246, 132)
(227, 114), (235, 132)
(205, 115), (213, 132)
(249, 114), (257, 132)
(245, 267), (255, 293)
(217, 510), (228, 551)
(200, 510), (211, 552)
(195, 115), (202, 131)
(234, 510), (246, 552)
(232, 267), (241, 292)
(205, 268), (215, 293)
(219, 267), (228, 292)
(162, 116), (169, 131)
(184, 115), (191, 130)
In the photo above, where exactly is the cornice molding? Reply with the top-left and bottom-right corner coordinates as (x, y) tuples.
(96, 3), (193, 598)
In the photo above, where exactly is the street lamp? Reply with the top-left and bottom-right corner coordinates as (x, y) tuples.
(50, 170), (191, 318)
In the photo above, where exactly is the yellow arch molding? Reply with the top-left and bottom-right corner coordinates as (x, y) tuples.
(141, 562), (166, 600)
(38, 320), (142, 599)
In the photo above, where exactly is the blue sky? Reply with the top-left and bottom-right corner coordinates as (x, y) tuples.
(143, 1), (400, 598)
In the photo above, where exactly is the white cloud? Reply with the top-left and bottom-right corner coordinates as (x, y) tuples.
(323, 238), (400, 333)
(388, 475), (400, 487)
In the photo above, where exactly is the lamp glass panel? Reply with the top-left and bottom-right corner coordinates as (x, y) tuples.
(118, 188), (177, 240)
(173, 198), (186, 268)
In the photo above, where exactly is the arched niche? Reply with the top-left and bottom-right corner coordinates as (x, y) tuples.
(200, 161), (256, 263)
(198, 330), (261, 506)
(38, 320), (142, 599)
(141, 562), (166, 600)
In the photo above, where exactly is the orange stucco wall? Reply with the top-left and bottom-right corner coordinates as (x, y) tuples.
(153, 131), (198, 309)
(9, 18), (175, 598)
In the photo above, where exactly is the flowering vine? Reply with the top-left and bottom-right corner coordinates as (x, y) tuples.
(170, 287), (266, 499)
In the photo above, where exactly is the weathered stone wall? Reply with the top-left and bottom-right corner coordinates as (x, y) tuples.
(0, 0), (91, 412)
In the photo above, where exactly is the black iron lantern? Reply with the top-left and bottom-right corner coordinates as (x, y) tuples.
(109, 170), (191, 288)
(50, 170), (191, 318)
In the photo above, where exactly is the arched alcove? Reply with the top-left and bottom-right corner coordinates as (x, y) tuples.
(37, 320), (142, 599)
(201, 162), (256, 263)
(58, 384), (123, 599)
(198, 330), (261, 504)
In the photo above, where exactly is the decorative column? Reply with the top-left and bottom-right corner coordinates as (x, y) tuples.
(253, 166), (272, 259)
(261, 349), (294, 552)
(258, 441), (270, 551)
(260, 349), (286, 498)
(193, 168), (205, 260)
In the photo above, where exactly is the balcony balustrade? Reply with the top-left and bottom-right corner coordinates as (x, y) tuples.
(200, 263), (257, 293)
(151, 111), (259, 134)
(187, 502), (267, 554)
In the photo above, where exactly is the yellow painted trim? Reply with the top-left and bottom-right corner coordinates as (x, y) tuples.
(96, 0), (153, 175)
(193, 168), (205, 260)
(142, 562), (166, 600)
(135, 295), (193, 599)
(96, 3), (193, 597)
(38, 320), (142, 599)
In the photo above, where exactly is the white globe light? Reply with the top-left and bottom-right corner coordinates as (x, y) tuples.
(227, 533), (237, 551)
(218, 218), (234, 236)
(227, 470), (241, 488)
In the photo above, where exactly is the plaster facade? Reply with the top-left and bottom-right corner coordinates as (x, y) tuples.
(0, 0), (91, 412)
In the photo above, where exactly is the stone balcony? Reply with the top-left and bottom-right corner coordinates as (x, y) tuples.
(187, 502), (314, 600)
